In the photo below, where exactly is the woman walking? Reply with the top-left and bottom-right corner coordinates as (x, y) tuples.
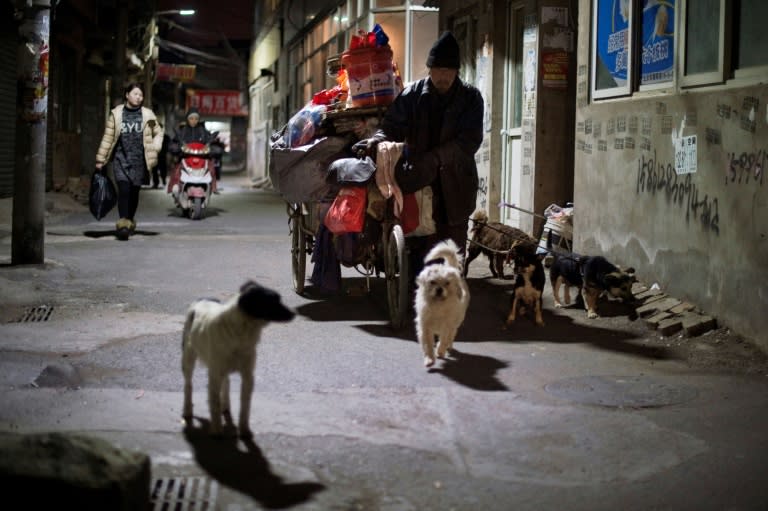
(95, 83), (164, 240)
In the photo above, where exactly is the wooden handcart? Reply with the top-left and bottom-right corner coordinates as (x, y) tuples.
(271, 106), (411, 329)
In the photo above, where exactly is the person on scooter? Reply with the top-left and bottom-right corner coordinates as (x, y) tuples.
(95, 82), (164, 240)
(169, 107), (218, 193)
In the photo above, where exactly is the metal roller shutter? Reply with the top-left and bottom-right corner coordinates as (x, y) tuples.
(0, 22), (17, 198)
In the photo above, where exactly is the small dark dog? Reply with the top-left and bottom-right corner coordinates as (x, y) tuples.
(182, 280), (295, 438)
(464, 208), (538, 279)
(506, 251), (546, 326)
(580, 256), (636, 318)
(548, 253), (584, 308)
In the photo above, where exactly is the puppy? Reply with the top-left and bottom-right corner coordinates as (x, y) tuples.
(548, 253), (584, 308)
(182, 280), (295, 438)
(506, 251), (546, 326)
(580, 256), (636, 318)
(464, 208), (538, 279)
(415, 239), (470, 367)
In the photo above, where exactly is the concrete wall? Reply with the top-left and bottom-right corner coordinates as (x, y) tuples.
(574, 3), (768, 348)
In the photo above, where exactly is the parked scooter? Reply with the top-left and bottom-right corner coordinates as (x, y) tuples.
(168, 131), (220, 220)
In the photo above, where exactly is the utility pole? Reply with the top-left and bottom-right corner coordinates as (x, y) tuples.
(12, 0), (51, 264)
(111, 3), (128, 106)
(144, 0), (157, 109)
(144, 16), (157, 109)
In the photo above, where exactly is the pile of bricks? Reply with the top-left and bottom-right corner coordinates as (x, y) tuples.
(632, 282), (717, 337)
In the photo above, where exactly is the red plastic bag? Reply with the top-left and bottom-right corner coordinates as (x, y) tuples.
(400, 193), (420, 234)
(324, 186), (368, 234)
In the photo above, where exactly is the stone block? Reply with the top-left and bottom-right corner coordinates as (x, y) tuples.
(658, 316), (683, 336)
(0, 432), (150, 510)
(636, 297), (682, 318)
(682, 313), (717, 337)
(635, 287), (664, 300)
(670, 302), (696, 315)
(645, 311), (673, 328)
(636, 293), (668, 306)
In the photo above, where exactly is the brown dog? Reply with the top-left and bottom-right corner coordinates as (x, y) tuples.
(506, 250), (546, 326)
(464, 209), (538, 279)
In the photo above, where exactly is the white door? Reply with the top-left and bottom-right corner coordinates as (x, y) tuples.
(247, 77), (273, 184)
(500, 2), (525, 226)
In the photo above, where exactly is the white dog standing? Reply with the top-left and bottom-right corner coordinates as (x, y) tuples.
(182, 280), (294, 438)
(414, 239), (470, 367)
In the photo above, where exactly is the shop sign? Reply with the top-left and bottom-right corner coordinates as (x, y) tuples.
(186, 89), (248, 117)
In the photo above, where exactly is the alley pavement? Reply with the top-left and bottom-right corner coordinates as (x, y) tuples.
(1, 174), (767, 510)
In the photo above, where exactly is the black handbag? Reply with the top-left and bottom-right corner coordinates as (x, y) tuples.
(89, 170), (117, 220)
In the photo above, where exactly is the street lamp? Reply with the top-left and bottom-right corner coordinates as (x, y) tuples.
(156, 9), (196, 16)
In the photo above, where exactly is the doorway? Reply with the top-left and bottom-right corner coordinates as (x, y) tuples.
(500, 2), (525, 226)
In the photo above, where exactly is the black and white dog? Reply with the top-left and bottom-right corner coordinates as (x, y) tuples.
(182, 280), (294, 438)
(548, 253), (584, 308)
(580, 256), (636, 319)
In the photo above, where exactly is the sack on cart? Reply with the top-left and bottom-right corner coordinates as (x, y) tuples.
(269, 134), (352, 203)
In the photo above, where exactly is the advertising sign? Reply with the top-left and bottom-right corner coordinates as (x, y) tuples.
(640, 0), (675, 86)
(156, 63), (196, 83)
(541, 51), (568, 88)
(675, 134), (697, 175)
(591, 0), (634, 98)
(186, 89), (248, 117)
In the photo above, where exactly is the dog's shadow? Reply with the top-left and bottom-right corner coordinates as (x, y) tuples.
(429, 349), (510, 391)
(183, 417), (325, 509)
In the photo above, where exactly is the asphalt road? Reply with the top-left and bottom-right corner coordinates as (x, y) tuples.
(1, 174), (767, 510)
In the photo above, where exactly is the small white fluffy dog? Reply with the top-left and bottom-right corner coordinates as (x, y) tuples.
(414, 239), (470, 367)
(182, 280), (294, 438)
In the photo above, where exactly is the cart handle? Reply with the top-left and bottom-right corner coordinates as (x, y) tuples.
(498, 201), (548, 221)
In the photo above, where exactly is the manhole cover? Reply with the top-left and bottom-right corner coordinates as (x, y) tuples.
(544, 375), (698, 408)
(150, 476), (218, 510)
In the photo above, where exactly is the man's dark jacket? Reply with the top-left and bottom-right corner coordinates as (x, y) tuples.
(372, 76), (484, 226)
(174, 124), (213, 145)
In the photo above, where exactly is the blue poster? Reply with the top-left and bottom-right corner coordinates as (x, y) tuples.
(641, 0), (675, 85)
(595, 0), (631, 89)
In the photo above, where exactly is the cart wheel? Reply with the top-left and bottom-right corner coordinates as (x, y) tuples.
(290, 205), (307, 294)
(385, 224), (409, 330)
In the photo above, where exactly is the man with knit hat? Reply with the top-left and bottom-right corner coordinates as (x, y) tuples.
(356, 30), (484, 278)
(169, 107), (220, 193)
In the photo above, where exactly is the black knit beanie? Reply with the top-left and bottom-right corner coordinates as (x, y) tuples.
(186, 107), (200, 120)
(426, 31), (460, 69)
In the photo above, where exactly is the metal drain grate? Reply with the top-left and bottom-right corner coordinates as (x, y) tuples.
(150, 476), (218, 511)
(16, 305), (54, 322)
